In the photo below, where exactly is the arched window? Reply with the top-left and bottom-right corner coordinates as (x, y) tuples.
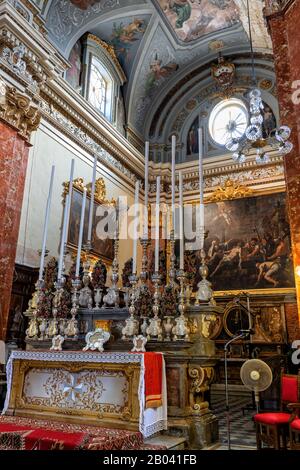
(88, 55), (112, 120)
(65, 34), (126, 125)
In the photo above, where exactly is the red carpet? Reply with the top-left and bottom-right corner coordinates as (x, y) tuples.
(0, 416), (143, 450)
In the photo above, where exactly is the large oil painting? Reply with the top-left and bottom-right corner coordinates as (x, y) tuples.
(68, 188), (114, 262)
(182, 192), (295, 292)
(156, 0), (240, 43)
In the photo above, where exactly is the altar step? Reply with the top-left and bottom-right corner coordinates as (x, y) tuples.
(144, 435), (187, 450)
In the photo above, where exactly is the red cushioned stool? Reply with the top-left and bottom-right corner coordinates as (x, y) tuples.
(254, 374), (300, 450)
(289, 404), (300, 450)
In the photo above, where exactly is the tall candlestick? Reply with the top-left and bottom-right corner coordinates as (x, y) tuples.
(39, 165), (55, 281)
(198, 128), (204, 249)
(171, 135), (176, 226)
(198, 128), (203, 206)
(144, 141), (149, 238)
(87, 155), (97, 245)
(132, 180), (140, 274)
(155, 176), (161, 273)
(75, 188), (87, 278)
(179, 171), (184, 270)
(58, 194), (70, 280)
(65, 159), (75, 242)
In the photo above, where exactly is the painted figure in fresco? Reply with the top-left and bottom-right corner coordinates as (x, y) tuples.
(167, 0), (192, 29)
(145, 54), (178, 94)
(111, 19), (145, 62)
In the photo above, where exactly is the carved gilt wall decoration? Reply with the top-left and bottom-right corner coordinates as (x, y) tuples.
(207, 179), (254, 202)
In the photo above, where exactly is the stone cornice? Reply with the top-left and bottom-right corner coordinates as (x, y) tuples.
(0, 76), (40, 141)
(41, 77), (145, 178)
(0, 1), (68, 85)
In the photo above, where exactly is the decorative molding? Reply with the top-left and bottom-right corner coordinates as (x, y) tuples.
(0, 78), (40, 140)
(149, 162), (285, 195)
(0, 28), (47, 90)
(39, 98), (139, 183)
(206, 179), (254, 202)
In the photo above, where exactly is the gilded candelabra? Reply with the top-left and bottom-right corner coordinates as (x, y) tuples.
(48, 278), (64, 338)
(146, 273), (163, 341)
(173, 269), (190, 341)
(103, 235), (120, 308)
(168, 229), (178, 290)
(25, 279), (44, 340)
(122, 274), (139, 339)
(139, 237), (150, 286)
(65, 277), (81, 339)
(195, 249), (213, 305)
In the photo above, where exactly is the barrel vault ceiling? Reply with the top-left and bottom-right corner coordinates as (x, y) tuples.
(40, 0), (272, 142)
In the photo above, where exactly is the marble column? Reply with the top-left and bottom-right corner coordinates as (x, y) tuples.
(0, 81), (40, 340)
(265, 0), (300, 323)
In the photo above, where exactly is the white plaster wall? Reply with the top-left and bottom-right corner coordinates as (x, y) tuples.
(16, 119), (141, 284)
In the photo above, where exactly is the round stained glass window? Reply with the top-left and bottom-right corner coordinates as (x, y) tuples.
(209, 98), (249, 146)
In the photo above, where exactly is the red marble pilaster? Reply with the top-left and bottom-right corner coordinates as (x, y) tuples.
(0, 122), (30, 340)
(266, 0), (300, 324)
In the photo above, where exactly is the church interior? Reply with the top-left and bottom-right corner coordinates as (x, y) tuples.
(0, 0), (300, 452)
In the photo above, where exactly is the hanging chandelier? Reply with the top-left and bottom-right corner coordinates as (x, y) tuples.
(225, 0), (293, 165)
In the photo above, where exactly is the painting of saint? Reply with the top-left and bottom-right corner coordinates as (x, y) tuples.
(66, 40), (82, 91)
(187, 117), (199, 155)
(68, 189), (114, 262)
(181, 192), (295, 292)
(156, 0), (240, 43)
(145, 53), (178, 95)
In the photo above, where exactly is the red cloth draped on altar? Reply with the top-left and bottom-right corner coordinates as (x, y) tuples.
(143, 352), (163, 409)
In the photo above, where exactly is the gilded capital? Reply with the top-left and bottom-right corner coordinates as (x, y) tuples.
(0, 78), (40, 141)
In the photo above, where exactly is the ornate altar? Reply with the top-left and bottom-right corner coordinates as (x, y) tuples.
(3, 350), (167, 437)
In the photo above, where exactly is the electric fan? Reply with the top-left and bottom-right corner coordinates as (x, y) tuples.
(240, 359), (273, 412)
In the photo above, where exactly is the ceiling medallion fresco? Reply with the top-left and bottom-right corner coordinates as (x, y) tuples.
(69, 0), (101, 9)
(154, 0), (240, 43)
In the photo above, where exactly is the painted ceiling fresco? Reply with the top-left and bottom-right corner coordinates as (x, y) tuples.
(43, 0), (272, 140)
(90, 15), (150, 80)
(154, 0), (240, 43)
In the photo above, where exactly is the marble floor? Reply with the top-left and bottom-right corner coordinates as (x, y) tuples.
(209, 393), (257, 450)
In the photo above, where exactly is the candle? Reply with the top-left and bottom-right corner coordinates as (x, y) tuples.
(155, 176), (161, 273)
(39, 165), (55, 281)
(65, 159), (75, 238)
(171, 135), (176, 226)
(144, 141), (149, 239)
(179, 171), (184, 270)
(75, 188), (87, 278)
(132, 180), (140, 274)
(198, 128), (205, 249)
(87, 155), (97, 245)
(58, 194), (70, 281)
